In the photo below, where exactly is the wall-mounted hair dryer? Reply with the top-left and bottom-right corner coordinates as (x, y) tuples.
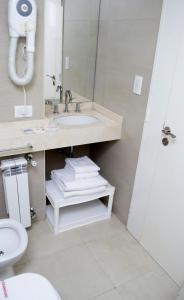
(8, 0), (37, 86)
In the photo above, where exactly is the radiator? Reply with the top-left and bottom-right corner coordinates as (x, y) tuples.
(1, 157), (31, 228)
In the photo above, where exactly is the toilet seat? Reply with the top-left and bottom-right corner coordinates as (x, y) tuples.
(3, 273), (61, 300)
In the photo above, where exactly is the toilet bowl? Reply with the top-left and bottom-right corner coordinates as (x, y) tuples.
(1, 273), (62, 299)
(0, 219), (28, 279)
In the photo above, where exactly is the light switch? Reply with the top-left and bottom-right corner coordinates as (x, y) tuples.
(65, 56), (70, 70)
(133, 75), (143, 95)
(15, 105), (33, 118)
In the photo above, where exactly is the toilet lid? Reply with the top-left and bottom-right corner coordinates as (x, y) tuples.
(2, 273), (61, 300)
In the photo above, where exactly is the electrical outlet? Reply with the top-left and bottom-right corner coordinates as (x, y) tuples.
(15, 105), (33, 118)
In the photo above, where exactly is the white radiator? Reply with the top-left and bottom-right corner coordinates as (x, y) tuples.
(1, 157), (31, 228)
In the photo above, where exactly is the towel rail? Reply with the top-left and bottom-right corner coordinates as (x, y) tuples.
(0, 143), (33, 154)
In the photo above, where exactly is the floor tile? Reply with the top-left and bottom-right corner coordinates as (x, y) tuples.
(92, 288), (122, 300)
(14, 217), (178, 300)
(23, 214), (126, 262)
(87, 231), (165, 286)
(83, 213), (127, 242)
(117, 272), (179, 300)
(15, 244), (113, 300)
(15, 252), (29, 266)
(24, 220), (88, 261)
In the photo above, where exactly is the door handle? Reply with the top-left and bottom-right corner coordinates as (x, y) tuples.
(162, 126), (176, 139)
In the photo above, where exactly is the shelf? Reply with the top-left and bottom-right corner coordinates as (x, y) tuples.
(45, 180), (115, 234)
(46, 180), (115, 208)
(46, 200), (109, 233)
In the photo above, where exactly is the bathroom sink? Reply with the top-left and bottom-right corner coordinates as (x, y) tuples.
(55, 115), (98, 126)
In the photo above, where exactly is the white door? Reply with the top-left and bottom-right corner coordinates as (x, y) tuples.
(128, 0), (184, 286)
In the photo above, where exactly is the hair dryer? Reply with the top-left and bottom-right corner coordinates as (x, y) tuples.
(8, 0), (37, 86)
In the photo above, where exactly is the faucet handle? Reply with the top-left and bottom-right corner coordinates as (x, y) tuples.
(65, 90), (73, 102)
(75, 102), (81, 113)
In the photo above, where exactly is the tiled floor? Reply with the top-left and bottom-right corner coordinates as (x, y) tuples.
(15, 215), (179, 300)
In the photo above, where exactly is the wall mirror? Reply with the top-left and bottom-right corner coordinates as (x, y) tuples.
(44, 0), (101, 103)
(44, 0), (63, 103)
(62, 0), (101, 101)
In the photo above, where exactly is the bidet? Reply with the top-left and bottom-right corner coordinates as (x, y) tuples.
(0, 219), (28, 280)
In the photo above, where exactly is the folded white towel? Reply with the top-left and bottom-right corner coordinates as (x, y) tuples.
(65, 156), (100, 174)
(52, 175), (107, 198)
(51, 168), (108, 192)
(65, 164), (99, 179)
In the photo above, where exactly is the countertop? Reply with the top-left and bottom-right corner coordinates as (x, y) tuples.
(0, 102), (123, 157)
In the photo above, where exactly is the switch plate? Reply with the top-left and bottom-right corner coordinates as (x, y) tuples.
(15, 105), (33, 118)
(133, 75), (143, 95)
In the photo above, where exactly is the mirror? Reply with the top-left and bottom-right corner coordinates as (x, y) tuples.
(62, 0), (101, 101)
(44, 0), (101, 104)
(44, 0), (63, 103)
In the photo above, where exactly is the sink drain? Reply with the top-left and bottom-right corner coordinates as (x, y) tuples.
(0, 250), (5, 256)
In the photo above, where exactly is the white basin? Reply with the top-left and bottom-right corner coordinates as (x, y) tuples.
(56, 115), (98, 126)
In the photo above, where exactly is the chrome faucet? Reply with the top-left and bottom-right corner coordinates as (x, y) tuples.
(56, 85), (63, 103)
(45, 99), (59, 114)
(64, 90), (73, 113)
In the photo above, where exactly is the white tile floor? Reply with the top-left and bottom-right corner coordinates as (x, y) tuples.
(15, 214), (179, 300)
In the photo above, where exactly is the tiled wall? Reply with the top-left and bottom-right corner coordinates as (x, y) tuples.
(93, 0), (163, 224)
(0, 0), (44, 122)
(0, 1), (45, 221)
(63, 0), (100, 100)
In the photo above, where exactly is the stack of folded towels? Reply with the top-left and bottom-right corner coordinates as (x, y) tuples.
(51, 156), (108, 198)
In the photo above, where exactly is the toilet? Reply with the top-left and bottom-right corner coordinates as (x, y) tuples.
(0, 219), (28, 279)
(0, 221), (62, 299)
(1, 273), (62, 299)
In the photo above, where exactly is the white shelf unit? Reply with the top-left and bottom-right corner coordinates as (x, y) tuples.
(46, 180), (115, 234)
